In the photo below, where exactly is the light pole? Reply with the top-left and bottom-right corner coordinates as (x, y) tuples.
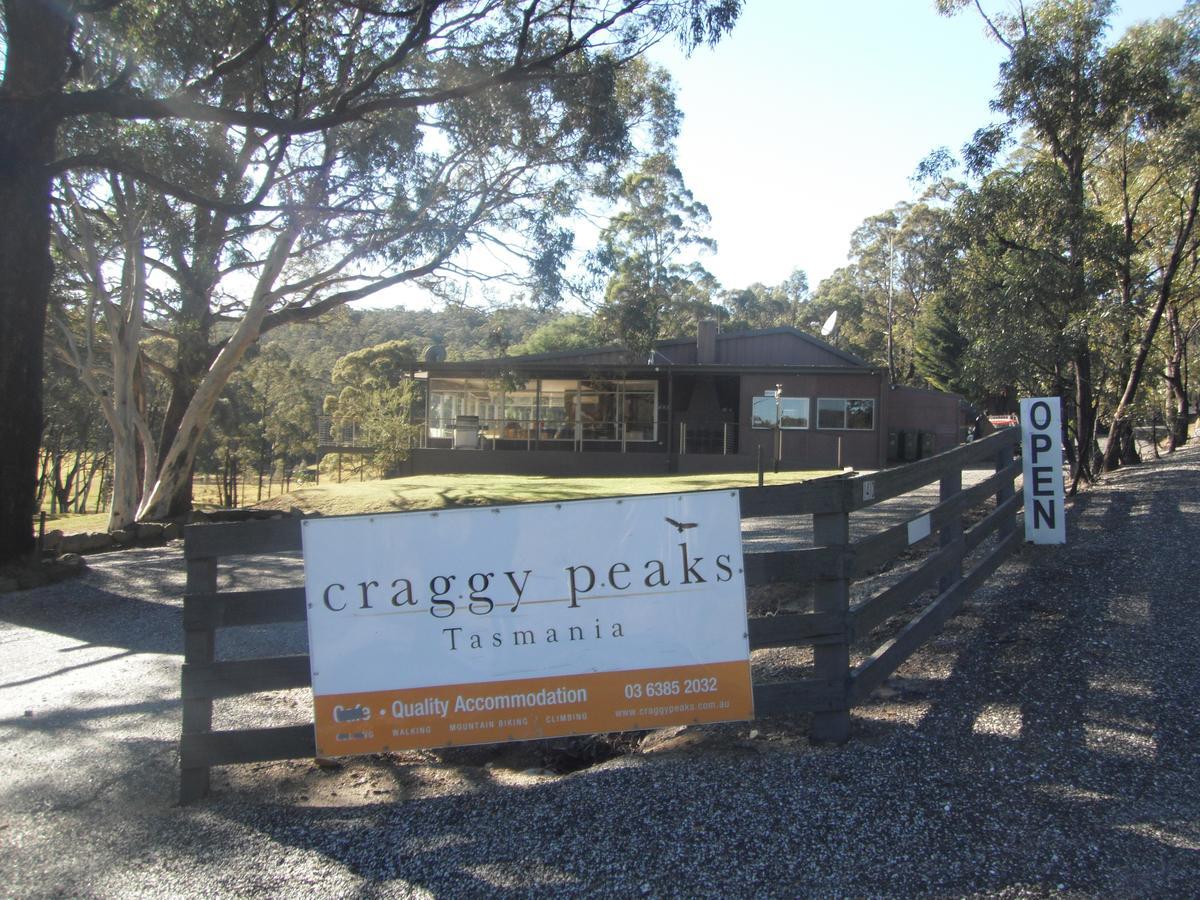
(774, 383), (782, 474)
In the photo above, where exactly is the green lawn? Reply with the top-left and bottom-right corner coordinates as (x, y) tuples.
(256, 469), (840, 518)
(37, 478), (229, 535)
(38, 510), (111, 535)
(34, 469), (840, 533)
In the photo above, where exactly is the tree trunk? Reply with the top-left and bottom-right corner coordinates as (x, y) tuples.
(77, 452), (103, 513)
(153, 298), (213, 519)
(0, 1), (72, 562)
(58, 449), (81, 512)
(106, 330), (147, 530)
(1101, 177), (1200, 471)
(1164, 305), (1190, 451)
(107, 229), (157, 530)
(35, 450), (51, 508)
(1165, 369), (1188, 450)
(1115, 418), (1140, 466)
(1070, 345), (1097, 490)
(107, 423), (142, 530)
(94, 456), (108, 514)
(138, 218), (303, 521)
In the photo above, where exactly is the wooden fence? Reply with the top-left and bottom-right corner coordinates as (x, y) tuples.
(180, 427), (1024, 802)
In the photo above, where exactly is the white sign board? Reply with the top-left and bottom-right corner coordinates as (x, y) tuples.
(301, 490), (754, 756)
(1020, 397), (1066, 544)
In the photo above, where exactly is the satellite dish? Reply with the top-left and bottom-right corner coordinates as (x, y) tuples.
(820, 310), (839, 337)
(423, 343), (447, 364)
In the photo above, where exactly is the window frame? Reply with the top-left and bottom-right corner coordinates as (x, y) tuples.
(751, 394), (810, 430)
(815, 397), (876, 431)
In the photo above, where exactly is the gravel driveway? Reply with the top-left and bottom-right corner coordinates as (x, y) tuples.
(1, 448), (1198, 897)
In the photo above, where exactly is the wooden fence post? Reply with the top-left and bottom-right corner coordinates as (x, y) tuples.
(810, 501), (851, 743)
(180, 554), (217, 804)
(995, 442), (1016, 537)
(939, 465), (963, 592)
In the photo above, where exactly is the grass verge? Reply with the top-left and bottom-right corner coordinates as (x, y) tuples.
(255, 469), (842, 518)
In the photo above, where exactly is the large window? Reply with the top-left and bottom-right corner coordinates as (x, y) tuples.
(427, 379), (502, 438)
(559, 379), (657, 441)
(427, 377), (657, 442)
(538, 380), (572, 440)
(566, 381), (617, 441)
(816, 398), (875, 430)
(752, 395), (810, 429)
(620, 380), (657, 441)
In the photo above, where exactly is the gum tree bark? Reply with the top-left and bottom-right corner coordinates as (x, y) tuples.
(0, 0), (72, 561)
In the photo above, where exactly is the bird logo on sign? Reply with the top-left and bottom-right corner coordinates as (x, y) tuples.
(665, 517), (698, 534)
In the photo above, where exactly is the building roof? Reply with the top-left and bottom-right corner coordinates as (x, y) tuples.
(423, 326), (872, 373)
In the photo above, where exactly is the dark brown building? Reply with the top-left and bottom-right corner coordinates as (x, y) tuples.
(407, 321), (969, 476)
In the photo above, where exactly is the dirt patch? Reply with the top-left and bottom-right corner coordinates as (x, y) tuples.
(214, 716), (818, 807)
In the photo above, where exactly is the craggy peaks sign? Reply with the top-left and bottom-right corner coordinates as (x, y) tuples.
(301, 491), (754, 757)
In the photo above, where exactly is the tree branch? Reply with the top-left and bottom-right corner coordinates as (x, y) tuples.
(54, 2), (648, 134)
(179, 1), (306, 97)
(973, 0), (1014, 51)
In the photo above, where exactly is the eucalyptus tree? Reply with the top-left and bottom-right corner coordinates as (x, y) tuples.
(780, 268), (812, 329)
(238, 344), (316, 500)
(0, 0), (743, 560)
(1092, 9), (1200, 470)
(720, 270), (810, 332)
(592, 152), (719, 353)
(808, 266), (877, 362)
(39, 351), (111, 516)
(49, 172), (160, 530)
(936, 0), (1126, 483)
(325, 340), (420, 477)
(721, 284), (788, 331)
(846, 207), (906, 381)
(510, 314), (600, 355)
(938, 0), (1199, 479)
(811, 197), (960, 385)
(946, 159), (1085, 417)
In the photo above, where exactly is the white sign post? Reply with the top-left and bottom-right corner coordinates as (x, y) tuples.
(301, 490), (754, 757)
(1020, 397), (1066, 544)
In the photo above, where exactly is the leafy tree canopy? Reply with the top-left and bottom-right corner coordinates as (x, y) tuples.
(1, 0), (745, 558)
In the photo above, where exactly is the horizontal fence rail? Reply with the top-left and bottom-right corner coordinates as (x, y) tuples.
(180, 427), (1026, 802)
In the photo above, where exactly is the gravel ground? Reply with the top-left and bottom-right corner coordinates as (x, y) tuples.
(1, 447), (1198, 897)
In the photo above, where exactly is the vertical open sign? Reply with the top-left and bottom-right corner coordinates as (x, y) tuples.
(1020, 397), (1066, 544)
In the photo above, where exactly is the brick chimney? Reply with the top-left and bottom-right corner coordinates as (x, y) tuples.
(697, 318), (718, 364)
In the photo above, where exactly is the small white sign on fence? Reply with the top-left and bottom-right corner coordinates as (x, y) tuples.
(1020, 397), (1066, 544)
(906, 514), (931, 545)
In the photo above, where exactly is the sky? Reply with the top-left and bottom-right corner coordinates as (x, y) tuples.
(360, 0), (1186, 310)
(648, 0), (1187, 292)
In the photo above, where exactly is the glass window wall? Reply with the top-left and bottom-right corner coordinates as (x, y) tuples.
(816, 398), (875, 430)
(427, 377), (658, 443)
(752, 395), (809, 429)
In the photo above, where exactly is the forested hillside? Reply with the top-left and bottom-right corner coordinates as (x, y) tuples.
(262, 304), (559, 397)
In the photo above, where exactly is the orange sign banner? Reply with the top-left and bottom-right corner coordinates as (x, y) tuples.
(313, 659), (753, 756)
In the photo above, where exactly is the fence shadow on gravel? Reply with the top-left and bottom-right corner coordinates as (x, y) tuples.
(178, 428), (1024, 802)
(0, 588), (182, 657)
